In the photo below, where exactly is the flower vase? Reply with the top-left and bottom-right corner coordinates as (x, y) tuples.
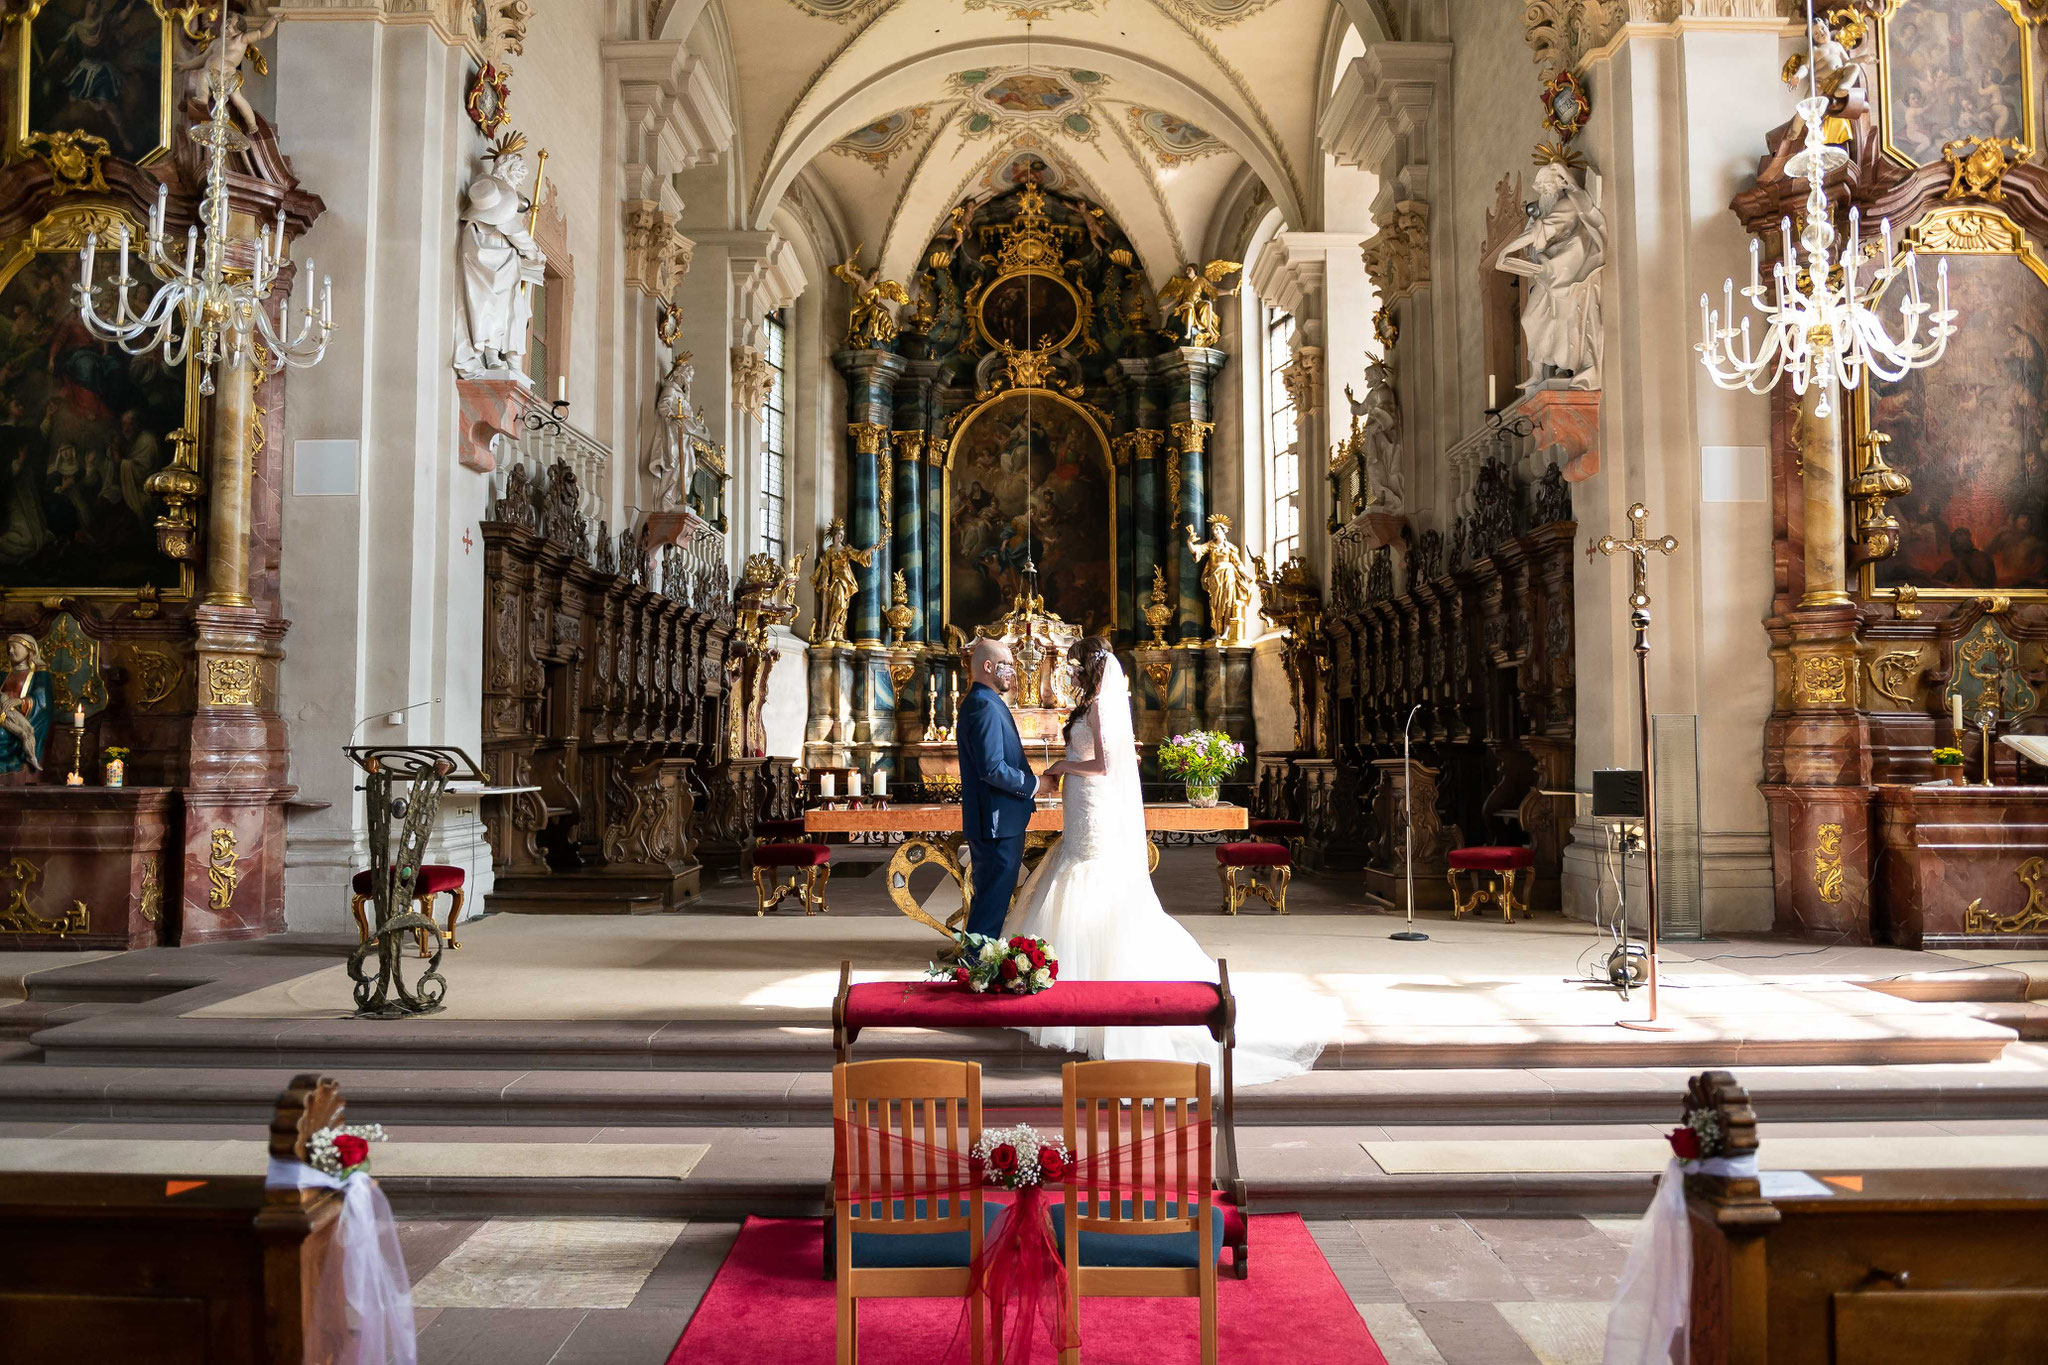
(1935, 763), (1964, 785)
(103, 759), (125, 788)
(1184, 782), (1219, 808)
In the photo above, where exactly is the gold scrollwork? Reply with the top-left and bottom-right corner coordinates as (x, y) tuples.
(1143, 659), (1172, 693)
(204, 657), (257, 707)
(1797, 654), (1851, 705)
(1814, 823), (1845, 904)
(21, 130), (110, 194)
(0, 856), (88, 937)
(1943, 135), (2030, 202)
(138, 856), (162, 924)
(132, 648), (184, 709)
(1964, 856), (2048, 934)
(207, 828), (239, 912)
(1868, 649), (1922, 706)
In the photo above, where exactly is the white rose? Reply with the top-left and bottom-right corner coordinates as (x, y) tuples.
(970, 978), (987, 993)
(980, 942), (1001, 964)
(1033, 968), (1052, 988)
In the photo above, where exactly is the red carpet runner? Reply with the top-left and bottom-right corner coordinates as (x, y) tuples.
(668, 1212), (1388, 1364)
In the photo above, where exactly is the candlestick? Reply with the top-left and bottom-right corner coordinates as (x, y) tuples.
(72, 704), (83, 729)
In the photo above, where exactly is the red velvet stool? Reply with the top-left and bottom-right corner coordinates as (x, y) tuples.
(1446, 846), (1535, 922)
(349, 864), (468, 955)
(1216, 841), (1291, 915)
(753, 842), (831, 916)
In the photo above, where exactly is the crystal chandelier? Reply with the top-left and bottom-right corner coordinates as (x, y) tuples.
(1697, 33), (1954, 418)
(73, 4), (332, 396)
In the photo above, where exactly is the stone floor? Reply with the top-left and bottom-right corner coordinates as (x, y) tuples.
(392, 1212), (1635, 1365)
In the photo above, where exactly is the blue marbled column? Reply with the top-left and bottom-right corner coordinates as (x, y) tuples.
(1175, 423), (1209, 643)
(924, 453), (946, 644)
(893, 430), (924, 640)
(830, 349), (907, 646)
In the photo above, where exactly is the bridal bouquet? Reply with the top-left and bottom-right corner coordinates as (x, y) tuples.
(973, 1123), (1070, 1191)
(307, 1121), (388, 1178)
(931, 932), (1060, 995)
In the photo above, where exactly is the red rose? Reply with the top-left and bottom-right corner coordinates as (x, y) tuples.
(1667, 1125), (1701, 1160)
(333, 1134), (370, 1169)
(953, 966), (971, 984)
(1037, 1145), (1066, 1181)
(1000, 957), (1020, 980)
(988, 1143), (1018, 1173)
(1011, 936), (1030, 951)
(1027, 947), (1046, 968)
(1047, 960), (1059, 980)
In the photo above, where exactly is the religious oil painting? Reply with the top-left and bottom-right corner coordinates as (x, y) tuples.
(1867, 251), (2048, 594)
(975, 272), (1080, 353)
(949, 393), (1113, 635)
(21, 0), (173, 165)
(0, 249), (187, 593)
(1880, 0), (2031, 167)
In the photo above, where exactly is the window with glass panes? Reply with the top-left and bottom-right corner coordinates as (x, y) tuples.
(526, 280), (550, 397)
(758, 311), (789, 559)
(1265, 308), (1298, 564)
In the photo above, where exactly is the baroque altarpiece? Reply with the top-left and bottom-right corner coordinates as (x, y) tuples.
(809, 179), (1255, 786)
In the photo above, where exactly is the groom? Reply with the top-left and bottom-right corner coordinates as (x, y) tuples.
(956, 637), (1040, 940)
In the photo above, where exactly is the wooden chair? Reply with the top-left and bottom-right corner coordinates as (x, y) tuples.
(832, 1059), (987, 1365)
(1057, 1059), (1220, 1365)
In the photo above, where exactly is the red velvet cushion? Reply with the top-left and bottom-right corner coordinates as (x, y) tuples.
(842, 980), (1223, 1043)
(350, 865), (465, 896)
(1216, 842), (1292, 868)
(754, 842), (831, 868)
(1249, 819), (1304, 838)
(756, 819), (808, 841)
(1448, 846), (1535, 872)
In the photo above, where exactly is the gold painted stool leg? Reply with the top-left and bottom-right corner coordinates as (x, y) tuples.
(805, 865), (832, 916)
(752, 866), (775, 916)
(444, 888), (466, 948)
(1218, 862), (1240, 915)
(1447, 869), (1469, 919)
(413, 894), (434, 958)
(349, 893), (370, 943)
(1272, 865), (1291, 915)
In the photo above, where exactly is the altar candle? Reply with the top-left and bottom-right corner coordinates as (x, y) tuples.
(820, 772), (836, 798)
(557, 375), (567, 403)
(848, 771), (863, 797)
(1487, 374), (1497, 410)
(874, 768), (887, 796)
(72, 705), (83, 729)
(1953, 693), (1965, 735)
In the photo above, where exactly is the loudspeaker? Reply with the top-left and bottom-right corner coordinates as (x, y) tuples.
(1593, 768), (1645, 820)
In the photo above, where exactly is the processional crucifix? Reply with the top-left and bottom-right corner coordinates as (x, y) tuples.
(1593, 502), (1679, 1030)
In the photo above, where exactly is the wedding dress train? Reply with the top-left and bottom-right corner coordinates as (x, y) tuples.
(1001, 657), (1333, 1086)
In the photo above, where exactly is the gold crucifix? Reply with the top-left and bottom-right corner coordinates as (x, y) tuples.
(1594, 502), (1679, 612)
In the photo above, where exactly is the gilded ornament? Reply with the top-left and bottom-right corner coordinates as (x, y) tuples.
(466, 60), (512, 137)
(138, 856), (162, 924)
(831, 246), (910, 349)
(1893, 584), (1922, 619)
(131, 648), (184, 710)
(1964, 856), (2048, 935)
(878, 447), (894, 535)
(1847, 431), (1910, 562)
(205, 657), (258, 707)
(1813, 822), (1845, 904)
(1797, 654), (1851, 705)
(1373, 303), (1399, 351)
(1942, 136), (2030, 202)
(207, 828), (239, 912)
(1868, 650), (1922, 706)
(885, 569), (916, 644)
(1156, 260), (1241, 347)
(1143, 564), (1175, 642)
(21, 130), (111, 194)
(888, 661), (916, 691)
(0, 856), (88, 937)
(1540, 70), (1590, 143)
(1142, 659), (1172, 693)
(1911, 208), (2021, 255)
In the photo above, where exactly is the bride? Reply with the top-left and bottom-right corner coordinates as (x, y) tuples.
(1002, 637), (1333, 1085)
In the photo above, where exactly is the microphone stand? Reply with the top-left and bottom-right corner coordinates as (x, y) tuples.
(1391, 703), (1428, 941)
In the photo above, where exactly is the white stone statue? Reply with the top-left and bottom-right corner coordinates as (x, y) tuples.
(646, 350), (712, 510)
(1496, 161), (1605, 392)
(454, 137), (542, 379)
(1345, 361), (1404, 514)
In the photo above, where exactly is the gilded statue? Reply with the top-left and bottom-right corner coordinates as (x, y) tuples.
(808, 518), (877, 646)
(1781, 13), (1868, 145)
(1156, 260), (1242, 348)
(1186, 515), (1257, 647)
(830, 245), (911, 350)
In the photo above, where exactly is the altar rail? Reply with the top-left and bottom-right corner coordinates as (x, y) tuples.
(479, 460), (736, 912)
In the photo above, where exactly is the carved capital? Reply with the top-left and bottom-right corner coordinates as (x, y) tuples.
(1360, 200), (1430, 303)
(623, 199), (694, 299)
(847, 422), (890, 456)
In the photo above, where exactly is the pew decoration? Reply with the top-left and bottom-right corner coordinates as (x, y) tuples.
(265, 1075), (418, 1365)
(1605, 1071), (1759, 1365)
(930, 932), (1061, 994)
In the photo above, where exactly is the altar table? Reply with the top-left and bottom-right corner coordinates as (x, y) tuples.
(804, 801), (1248, 936)
(832, 960), (1252, 1277)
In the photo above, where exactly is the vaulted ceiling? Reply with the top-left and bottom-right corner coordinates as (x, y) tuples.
(661, 0), (1373, 288)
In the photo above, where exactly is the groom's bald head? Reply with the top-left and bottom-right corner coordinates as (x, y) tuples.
(967, 638), (1016, 695)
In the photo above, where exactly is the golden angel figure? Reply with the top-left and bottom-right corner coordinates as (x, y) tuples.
(830, 245), (911, 350)
(1156, 260), (1242, 348)
(1186, 515), (1258, 646)
(808, 519), (876, 646)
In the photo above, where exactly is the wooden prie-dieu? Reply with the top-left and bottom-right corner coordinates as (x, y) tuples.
(478, 459), (736, 913)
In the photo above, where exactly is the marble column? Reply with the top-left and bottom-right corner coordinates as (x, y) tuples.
(1799, 384), (1849, 608)
(830, 349), (905, 646)
(891, 430), (926, 641)
(923, 438), (946, 644)
(1170, 419), (1215, 642)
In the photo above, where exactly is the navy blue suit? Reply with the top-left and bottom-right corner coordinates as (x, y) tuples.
(956, 681), (1037, 938)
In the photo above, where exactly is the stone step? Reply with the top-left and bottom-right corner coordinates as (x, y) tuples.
(4, 1053), (2046, 1128)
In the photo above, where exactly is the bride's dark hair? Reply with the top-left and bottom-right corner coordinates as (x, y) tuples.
(1062, 636), (1115, 741)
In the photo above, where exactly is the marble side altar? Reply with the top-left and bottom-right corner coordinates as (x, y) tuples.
(1874, 784), (2048, 949)
(0, 788), (175, 949)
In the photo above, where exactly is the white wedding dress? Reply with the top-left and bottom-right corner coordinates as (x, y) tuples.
(1001, 658), (1331, 1085)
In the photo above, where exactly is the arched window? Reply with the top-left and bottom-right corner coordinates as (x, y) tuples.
(1264, 305), (1298, 564)
(757, 310), (789, 558)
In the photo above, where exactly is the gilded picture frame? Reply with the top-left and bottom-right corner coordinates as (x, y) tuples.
(6, 0), (202, 169)
(968, 266), (1087, 358)
(1853, 204), (2048, 605)
(1874, 0), (2037, 171)
(0, 199), (203, 602)
(941, 386), (1118, 635)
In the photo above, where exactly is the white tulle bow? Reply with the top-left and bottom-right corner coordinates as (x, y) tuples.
(265, 1156), (418, 1365)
